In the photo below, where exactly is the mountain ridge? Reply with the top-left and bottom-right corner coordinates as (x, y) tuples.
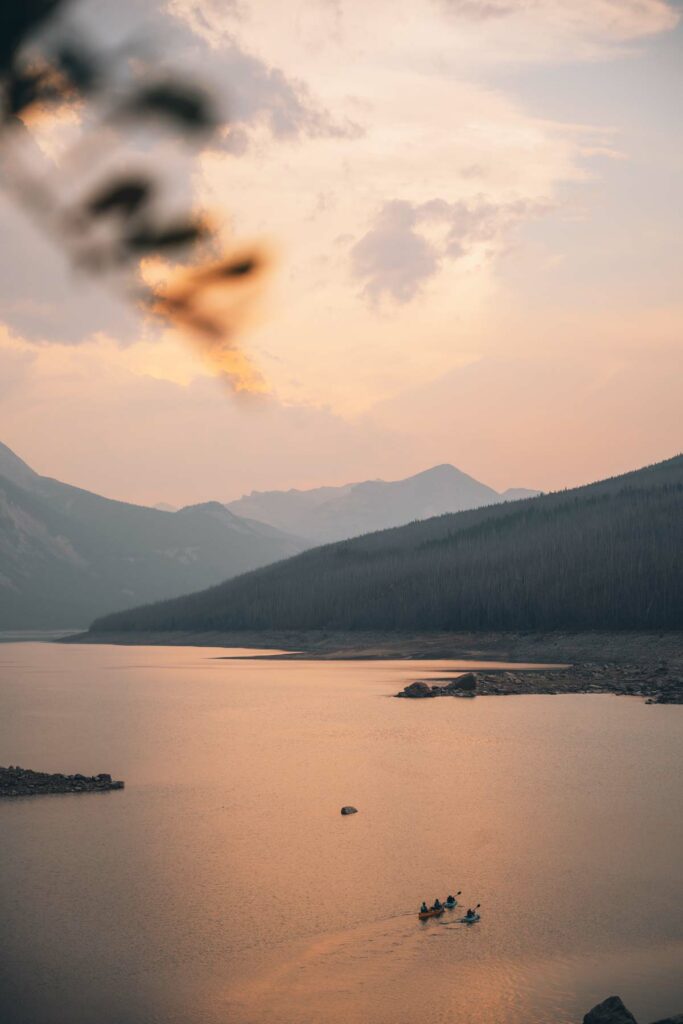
(227, 462), (539, 542)
(90, 454), (683, 634)
(0, 444), (304, 629)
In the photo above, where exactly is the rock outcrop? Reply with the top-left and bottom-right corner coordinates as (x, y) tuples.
(584, 997), (639, 1024)
(398, 681), (435, 698)
(0, 766), (124, 797)
(396, 673), (478, 698)
(444, 672), (477, 691)
(393, 663), (683, 703)
(583, 997), (682, 1024)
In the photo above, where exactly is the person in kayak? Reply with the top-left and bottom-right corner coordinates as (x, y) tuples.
(432, 898), (442, 910)
(465, 908), (475, 919)
(420, 902), (429, 914)
(446, 894), (456, 904)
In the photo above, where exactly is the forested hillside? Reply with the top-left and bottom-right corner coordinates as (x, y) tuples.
(90, 455), (683, 634)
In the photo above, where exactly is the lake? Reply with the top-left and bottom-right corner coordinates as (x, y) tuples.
(1, 642), (682, 1024)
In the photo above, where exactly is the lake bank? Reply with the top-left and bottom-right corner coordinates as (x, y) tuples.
(62, 629), (683, 702)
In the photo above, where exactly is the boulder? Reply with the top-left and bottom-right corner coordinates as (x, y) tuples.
(398, 681), (434, 698)
(340, 806), (358, 815)
(445, 672), (477, 692)
(584, 996), (639, 1024)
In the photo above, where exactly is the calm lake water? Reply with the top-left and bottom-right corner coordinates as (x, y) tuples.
(1, 642), (682, 1024)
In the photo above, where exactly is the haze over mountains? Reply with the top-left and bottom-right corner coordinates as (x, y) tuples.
(227, 466), (540, 542)
(0, 443), (538, 629)
(93, 456), (683, 635)
(0, 443), (303, 629)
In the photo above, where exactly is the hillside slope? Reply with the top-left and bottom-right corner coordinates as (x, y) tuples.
(227, 464), (539, 542)
(91, 455), (683, 634)
(0, 444), (304, 629)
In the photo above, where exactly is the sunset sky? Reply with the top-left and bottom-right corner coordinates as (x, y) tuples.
(1, 0), (681, 505)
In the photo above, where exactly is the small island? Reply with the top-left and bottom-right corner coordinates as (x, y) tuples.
(396, 663), (683, 703)
(0, 766), (124, 798)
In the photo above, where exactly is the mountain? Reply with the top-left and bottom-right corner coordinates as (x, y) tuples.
(91, 455), (683, 634)
(0, 443), (304, 629)
(227, 464), (540, 542)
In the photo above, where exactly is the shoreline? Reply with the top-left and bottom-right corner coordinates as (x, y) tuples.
(59, 629), (683, 703)
(60, 627), (683, 661)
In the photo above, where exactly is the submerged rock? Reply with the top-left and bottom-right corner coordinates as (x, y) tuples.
(340, 806), (358, 815)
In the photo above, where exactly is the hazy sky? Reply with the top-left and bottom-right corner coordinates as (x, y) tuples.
(1, 0), (681, 505)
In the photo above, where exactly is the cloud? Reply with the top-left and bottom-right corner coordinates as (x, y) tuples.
(0, 0), (359, 350)
(159, 1), (361, 145)
(350, 195), (545, 303)
(212, 45), (361, 144)
(2, 0), (680, 433)
(438, 0), (679, 38)
(349, 201), (440, 304)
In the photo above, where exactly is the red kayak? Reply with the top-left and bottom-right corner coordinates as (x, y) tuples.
(418, 906), (445, 919)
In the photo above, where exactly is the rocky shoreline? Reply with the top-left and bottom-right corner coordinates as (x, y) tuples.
(0, 766), (124, 797)
(62, 629), (683, 703)
(396, 661), (683, 703)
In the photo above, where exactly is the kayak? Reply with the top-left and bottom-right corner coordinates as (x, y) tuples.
(460, 913), (480, 923)
(418, 907), (445, 919)
(445, 899), (457, 908)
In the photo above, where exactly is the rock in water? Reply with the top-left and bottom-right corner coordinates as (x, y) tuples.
(584, 996), (639, 1024)
(0, 765), (124, 797)
(340, 806), (358, 815)
(396, 675), (478, 698)
(445, 672), (477, 692)
(397, 681), (434, 698)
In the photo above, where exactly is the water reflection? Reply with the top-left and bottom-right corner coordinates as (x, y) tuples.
(0, 643), (681, 1024)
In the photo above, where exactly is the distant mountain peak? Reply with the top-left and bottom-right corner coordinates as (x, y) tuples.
(226, 461), (532, 542)
(178, 500), (231, 515)
(408, 463), (475, 482)
(0, 441), (40, 488)
(416, 462), (456, 475)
